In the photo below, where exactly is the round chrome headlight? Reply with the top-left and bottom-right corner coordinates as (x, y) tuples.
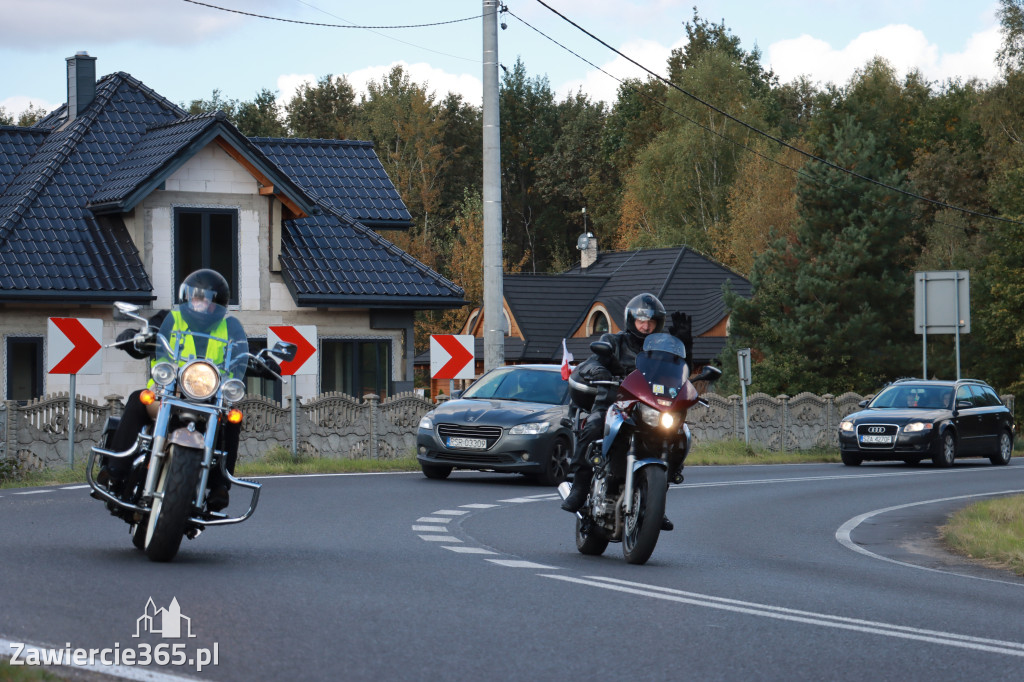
(222, 378), (246, 403)
(180, 360), (220, 400)
(151, 362), (176, 387)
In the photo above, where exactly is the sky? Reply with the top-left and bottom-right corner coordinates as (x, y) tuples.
(0, 0), (1004, 118)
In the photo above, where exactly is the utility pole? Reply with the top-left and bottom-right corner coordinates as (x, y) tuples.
(482, 0), (505, 371)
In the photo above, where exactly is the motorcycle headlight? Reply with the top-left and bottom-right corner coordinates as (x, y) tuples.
(639, 404), (661, 428)
(510, 421), (551, 435)
(222, 378), (246, 403)
(660, 412), (676, 430)
(151, 362), (176, 387)
(179, 360), (220, 400)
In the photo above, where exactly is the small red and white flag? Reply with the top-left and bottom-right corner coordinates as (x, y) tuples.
(560, 338), (574, 380)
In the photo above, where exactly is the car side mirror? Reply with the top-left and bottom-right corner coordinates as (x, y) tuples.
(955, 399), (972, 411)
(858, 400), (869, 408)
(590, 340), (613, 356)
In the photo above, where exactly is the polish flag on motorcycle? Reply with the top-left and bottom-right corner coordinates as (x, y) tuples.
(560, 338), (574, 380)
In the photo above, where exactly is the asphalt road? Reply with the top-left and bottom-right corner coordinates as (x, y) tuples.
(2, 460), (1024, 681)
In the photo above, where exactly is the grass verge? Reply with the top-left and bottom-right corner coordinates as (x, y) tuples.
(939, 494), (1024, 577)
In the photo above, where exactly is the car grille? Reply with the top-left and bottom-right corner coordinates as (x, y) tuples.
(436, 423), (503, 450)
(855, 423), (899, 449)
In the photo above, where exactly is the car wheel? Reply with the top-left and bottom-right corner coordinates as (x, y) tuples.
(534, 436), (572, 486)
(989, 431), (1013, 466)
(933, 431), (956, 468)
(421, 464), (453, 480)
(841, 451), (862, 467)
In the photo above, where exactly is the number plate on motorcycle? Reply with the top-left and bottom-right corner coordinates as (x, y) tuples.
(447, 436), (487, 449)
(859, 435), (892, 444)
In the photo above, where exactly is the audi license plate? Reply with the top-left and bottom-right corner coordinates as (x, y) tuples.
(860, 435), (892, 444)
(447, 436), (487, 450)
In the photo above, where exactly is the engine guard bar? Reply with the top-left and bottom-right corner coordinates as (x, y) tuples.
(189, 469), (261, 528)
(85, 445), (150, 515)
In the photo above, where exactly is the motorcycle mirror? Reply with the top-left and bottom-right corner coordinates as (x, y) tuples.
(270, 341), (298, 362)
(590, 340), (613, 356)
(114, 301), (147, 324)
(694, 365), (722, 383)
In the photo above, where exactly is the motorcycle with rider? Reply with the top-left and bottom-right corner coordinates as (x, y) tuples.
(558, 293), (720, 564)
(88, 269), (295, 562)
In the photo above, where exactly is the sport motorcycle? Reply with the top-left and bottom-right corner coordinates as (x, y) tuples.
(559, 333), (720, 564)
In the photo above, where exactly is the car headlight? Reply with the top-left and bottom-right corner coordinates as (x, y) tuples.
(179, 360), (220, 400)
(840, 420), (854, 433)
(903, 422), (933, 433)
(151, 362), (176, 387)
(510, 421), (550, 435)
(418, 412), (434, 430)
(222, 378), (246, 403)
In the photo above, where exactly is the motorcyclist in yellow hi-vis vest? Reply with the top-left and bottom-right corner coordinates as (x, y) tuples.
(104, 269), (249, 511)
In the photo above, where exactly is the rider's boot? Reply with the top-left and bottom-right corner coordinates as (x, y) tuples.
(560, 467), (593, 513)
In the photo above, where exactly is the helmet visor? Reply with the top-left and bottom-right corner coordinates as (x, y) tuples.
(180, 283), (219, 312)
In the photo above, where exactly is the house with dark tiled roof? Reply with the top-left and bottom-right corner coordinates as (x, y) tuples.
(0, 53), (464, 403)
(420, 234), (750, 395)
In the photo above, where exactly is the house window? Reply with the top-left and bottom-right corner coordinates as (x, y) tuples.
(174, 208), (239, 305)
(246, 339), (282, 403)
(321, 339), (391, 399)
(589, 310), (609, 335)
(6, 337), (43, 403)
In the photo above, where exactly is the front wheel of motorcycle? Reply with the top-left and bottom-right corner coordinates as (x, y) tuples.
(622, 465), (667, 565)
(575, 515), (609, 556)
(143, 445), (201, 562)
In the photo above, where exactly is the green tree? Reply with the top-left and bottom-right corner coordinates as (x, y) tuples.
(184, 89), (239, 118)
(725, 116), (919, 395)
(235, 89), (287, 137)
(285, 74), (357, 139)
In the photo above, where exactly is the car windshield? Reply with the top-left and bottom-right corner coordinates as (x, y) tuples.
(462, 368), (568, 405)
(868, 385), (953, 410)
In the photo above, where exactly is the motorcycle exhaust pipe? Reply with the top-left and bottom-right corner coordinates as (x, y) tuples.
(557, 481), (571, 500)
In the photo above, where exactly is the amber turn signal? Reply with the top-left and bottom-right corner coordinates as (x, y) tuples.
(139, 389), (157, 405)
(227, 409), (243, 425)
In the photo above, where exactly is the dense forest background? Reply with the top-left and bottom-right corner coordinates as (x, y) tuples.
(6, 4), (1024, 406)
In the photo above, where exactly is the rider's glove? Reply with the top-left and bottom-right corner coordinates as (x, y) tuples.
(117, 328), (149, 360)
(668, 311), (692, 341)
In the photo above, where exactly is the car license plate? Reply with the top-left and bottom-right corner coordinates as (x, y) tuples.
(860, 435), (892, 444)
(447, 436), (487, 450)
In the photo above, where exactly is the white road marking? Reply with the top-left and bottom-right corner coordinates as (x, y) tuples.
(61, 485), (90, 490)
(540, 575), (1024, 657)
(418, 535), (462, 543)
(416, 517), (450, 523)
(487, 559), (559, 569)
(412, 525), (448, 532)
(498, 497), (543, 503)
(684, 467), (1007, 489)
(460, 503), (498, 509)
(432, 509), (469, 515)
(835, 488), (1024, 587)
(13, 490), (51, 495)
(444, 547), (498, 554)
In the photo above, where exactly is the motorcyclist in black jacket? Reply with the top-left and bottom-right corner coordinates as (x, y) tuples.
(560, 293), (693, 531)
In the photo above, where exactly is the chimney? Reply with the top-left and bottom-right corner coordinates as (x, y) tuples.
(577, 232), (598, 269)
(66, 51), (97, 121)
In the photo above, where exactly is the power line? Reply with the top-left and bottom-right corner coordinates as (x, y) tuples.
(529, 0), (1020, 227)
(182, 0), (481, 30)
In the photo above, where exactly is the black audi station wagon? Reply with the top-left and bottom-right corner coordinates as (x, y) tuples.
(838, 378), (1015, 467)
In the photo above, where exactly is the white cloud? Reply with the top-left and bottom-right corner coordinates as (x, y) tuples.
(767, 23), (999, 87)
(557, 37), (683, 104)
(1, 95), (61, 119)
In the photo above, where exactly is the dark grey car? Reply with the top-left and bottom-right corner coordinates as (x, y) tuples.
(838, 378), (1015, 467)
(416, 364), (573, 485)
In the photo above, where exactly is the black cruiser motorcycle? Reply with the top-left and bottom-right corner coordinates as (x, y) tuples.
(88, 301), (295, 562)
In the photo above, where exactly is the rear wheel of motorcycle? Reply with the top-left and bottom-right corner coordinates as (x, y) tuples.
(622, 466), (666, 565)
(575, 516), (609, 556)
(143, 445), (201, 562)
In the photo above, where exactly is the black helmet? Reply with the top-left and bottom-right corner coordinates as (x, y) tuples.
(624, 293), (665, 341)
(179, 269), (230, 309)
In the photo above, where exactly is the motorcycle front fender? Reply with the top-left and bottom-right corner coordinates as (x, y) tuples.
(168, 426), (205, 450)
(631, 457), (668, 473)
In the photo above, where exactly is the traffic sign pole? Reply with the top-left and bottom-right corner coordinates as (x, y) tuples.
(69, 374), (76, 466)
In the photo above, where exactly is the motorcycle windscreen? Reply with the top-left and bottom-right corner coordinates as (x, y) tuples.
(636, 333), (689, 397)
